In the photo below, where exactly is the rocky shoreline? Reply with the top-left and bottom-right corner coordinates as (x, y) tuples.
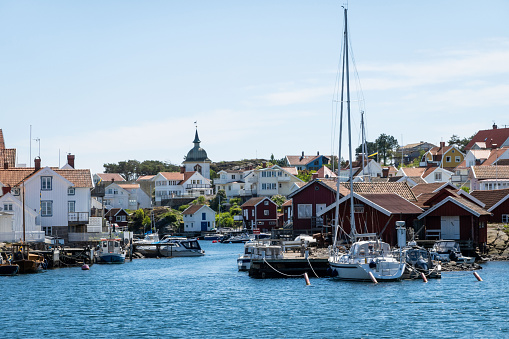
(484, 224), (509, 261)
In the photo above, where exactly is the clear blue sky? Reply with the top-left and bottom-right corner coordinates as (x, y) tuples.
(1, 1), (508, 174)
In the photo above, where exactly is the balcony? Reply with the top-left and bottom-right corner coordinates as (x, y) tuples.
(68, 212), (89, 225)
(186, 184), (211, 189)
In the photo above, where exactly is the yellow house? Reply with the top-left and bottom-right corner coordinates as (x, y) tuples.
(420, 142), (465, 169)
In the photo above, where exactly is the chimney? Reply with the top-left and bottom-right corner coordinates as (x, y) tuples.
(382, 168), (389, 178)
(440, 141), (445, 149)
(3, 161), (8, 169)
(493, 123), (498, 129)
(67, 154), (75, 169)
(2, 187), (11, 195)
(300, 151), (304, 161)
(34, 157), (41, 171)
(262, 162), (267, 168)
(311, 173), (318, 180)
(317, 151), (319, 156)
(180, 166), (185, 174)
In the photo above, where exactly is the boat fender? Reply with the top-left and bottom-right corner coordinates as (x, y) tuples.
(369, 261), (376, 269)
(331, 269), (338, 277)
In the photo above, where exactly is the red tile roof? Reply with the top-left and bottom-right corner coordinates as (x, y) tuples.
(57, 169), (93, 187)
(401, 167), (425, 177)
(160, 172), (185, 181)
(470, 188), (509, 210)
(471, 165), (509, 179)
(411, 182), (455, 196)
(466, 126), (509, 151)
(182, 204), (207, 215)
(96, 173), (126, 182)
(118, 184), (140, 190)
(241, 197), (270, 207)
(343, 182), (417, 202)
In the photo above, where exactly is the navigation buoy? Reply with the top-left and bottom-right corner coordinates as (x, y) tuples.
(81, 264), (90, 270)
(473, 271), (483, 281)
(304, 272), (311, 286)
(421, 272), (428, 283)
(368, 271), (378, 284)
(212, 240), (217, 243)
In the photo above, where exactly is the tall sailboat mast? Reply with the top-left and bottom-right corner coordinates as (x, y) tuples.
(344, 8), (356, 238)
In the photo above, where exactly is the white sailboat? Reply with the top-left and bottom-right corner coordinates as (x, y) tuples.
(328, 7), (405, 281)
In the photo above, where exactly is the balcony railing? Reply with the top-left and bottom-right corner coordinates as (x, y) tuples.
(68, 212), (89, 224)
(186, 184), (211, 189)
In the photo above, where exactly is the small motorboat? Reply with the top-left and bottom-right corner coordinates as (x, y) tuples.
(431, 240), (475, 264)
(0, 253), (19, 276)
(96, 238), (126, 264)
(398, 243), (441, 279)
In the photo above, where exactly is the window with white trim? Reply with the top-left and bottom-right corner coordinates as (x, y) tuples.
(41, 200), (53, 217)
(41, 176), (52, 190)
(298, 204), (312, 219)
(455, 156), (461, 162)
(264, 210), (269, 216)
(68, 187), (75, 195)
(446, 156), (451, 162)
(435, 172), (442, 181)
(68, 201), (76, 213)
(502, 214), (509, 224)
(3, 204), (13, 211)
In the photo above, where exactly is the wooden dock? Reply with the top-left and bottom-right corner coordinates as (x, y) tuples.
(249, 252), (330, 279)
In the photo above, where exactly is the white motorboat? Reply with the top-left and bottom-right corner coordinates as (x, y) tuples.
(96, 238), (125, 264)
(237, 240), (283, 271)
(133, 233), (160, 245)
(397, 242), (441, 279)
(137, 236), (205, 257)
(329, 234), (405, 281)
(431, 240), (475, 264)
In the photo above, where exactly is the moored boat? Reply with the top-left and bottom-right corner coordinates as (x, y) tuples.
(397, 242), (441, 279)
(0, 253), (19, 276)
(431, 240), (475, 264)
(237, 240), (283, 271)
(96, 238), (125, 264)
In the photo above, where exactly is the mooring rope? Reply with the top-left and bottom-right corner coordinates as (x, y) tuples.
(263, 258), (305, 278)
(307, 257), (319, 278)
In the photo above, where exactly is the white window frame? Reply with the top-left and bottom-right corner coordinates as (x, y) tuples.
(435, 172), (442, 181)
(264, 210), (269, 216)
(41, 176), (52, 191)
(41, 200), (53, 217)
(68, 187), (75, 195)
(502, 214), (509, 224)
(298, 204), (312, 219)
(3, 204), (13, 211)
(68, 201), (76, 213)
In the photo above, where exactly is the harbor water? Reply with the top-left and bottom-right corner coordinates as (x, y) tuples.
(2, 241), (509, 338)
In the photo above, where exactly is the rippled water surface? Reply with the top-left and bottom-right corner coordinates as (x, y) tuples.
(1, 242), (509, 338)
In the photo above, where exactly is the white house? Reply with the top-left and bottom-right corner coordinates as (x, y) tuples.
(104, 183), (151, 210)
(0, 192), (44, 242)
(182, 204), (216, 232)
(153, 171), (213, 204)
(421, 166), (454, 184)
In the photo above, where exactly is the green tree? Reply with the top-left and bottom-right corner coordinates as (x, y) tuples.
(355, 141), (377, 156)
(448, 134), (474, 153)
(210, 190), (226, 212)
(178, 204), (189, 212)
(271, 194), (286, 207)
(229, 204), (242, 216)
(375, 134), (399, 165)
(192, 196), (206, 205)
(216, 212), (234, 228)
(296, 170), (315, 182)
(229, 197), (241, 206)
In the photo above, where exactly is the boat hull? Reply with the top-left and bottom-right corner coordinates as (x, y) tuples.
(329, 261), (406, 281)
(237, 257), (251, 271)
(97, 254), (125, 264)
(12, 259), (42, 274)
(0, 264), (19, 276)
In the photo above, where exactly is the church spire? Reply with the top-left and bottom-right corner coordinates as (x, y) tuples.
(193, 128), (201, 144)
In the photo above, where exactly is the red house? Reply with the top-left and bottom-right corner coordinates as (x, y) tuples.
(105, 208), (129, 231)
(287, 179), (349, 233)
(241, 197), (278, 232)
(318, 192), (423, 246)
(470, 188), (509, 224)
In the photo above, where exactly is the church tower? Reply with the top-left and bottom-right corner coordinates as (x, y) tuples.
(183, 128), (211, 179)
